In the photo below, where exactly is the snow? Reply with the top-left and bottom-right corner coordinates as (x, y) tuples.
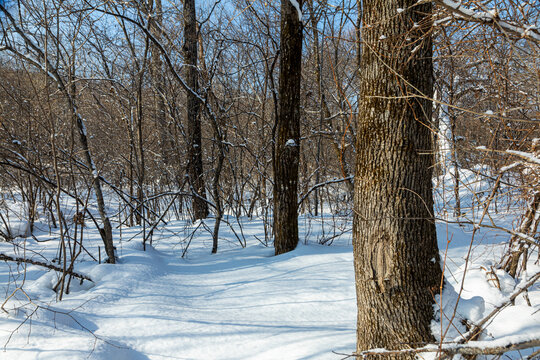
(285, 138), (297, 147)
(506, 149), (540, 166)
(289, 0), (302, 22)
(411, 44), (422, 54)
(500, 161), (521, 172)
(1, 170), (539, 359)
(0, 212), (356, 359)
(0, 219), (31, 238)
(436, 0), (540, 42)
(430, 167), (540, 357)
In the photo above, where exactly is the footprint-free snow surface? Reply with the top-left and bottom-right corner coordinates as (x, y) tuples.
(0, 218), (357, 359)
(1, 209), (539, 359)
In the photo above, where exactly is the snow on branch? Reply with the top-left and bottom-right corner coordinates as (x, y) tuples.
(432, 0), (540, 44)
(505, 150), (540, 166)
(351, 337), (540, 358)
(475, 146), (540, 167)
(289, 0), (302, 22)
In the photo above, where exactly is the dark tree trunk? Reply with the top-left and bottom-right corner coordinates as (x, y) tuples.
(184, 0), (208, 221)
(273, 0), (303, 255)
(353, 0), (442, 356)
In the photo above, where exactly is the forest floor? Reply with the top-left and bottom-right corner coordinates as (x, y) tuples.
(0, 171), (539, 359)
(0, 215), (359, 359)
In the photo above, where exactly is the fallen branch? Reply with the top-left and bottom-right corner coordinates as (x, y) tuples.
(350, 337), (540, 358)
(0, 253), (93, 282)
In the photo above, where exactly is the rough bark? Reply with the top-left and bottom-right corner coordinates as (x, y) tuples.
(274, 0), (303, 255)
(183, 0), (208, 221)
(353, 1), (442, 356)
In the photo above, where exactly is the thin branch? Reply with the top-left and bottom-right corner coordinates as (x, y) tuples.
(432, 0), (540, 44)
(0, 253), (92, 282)
(298, 176), (353, 208)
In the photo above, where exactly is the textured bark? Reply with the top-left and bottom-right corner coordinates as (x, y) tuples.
(274, 0), (302, 255)
(183, 0), (208, 221)
(353, 1), (441, 356)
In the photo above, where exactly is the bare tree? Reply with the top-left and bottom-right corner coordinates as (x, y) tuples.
(184, 0), (208, 221)
(0, 3), (116, 263)
(273, 0), (303, 255)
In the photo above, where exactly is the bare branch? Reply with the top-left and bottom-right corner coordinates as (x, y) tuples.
(433, 0), (540, 44)
(355, 337), (540, 357)
(0, 253), (93, 282)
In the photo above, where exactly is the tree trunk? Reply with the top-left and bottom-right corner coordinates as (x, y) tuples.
(353, 1), (441, 356)
(149, 0), (174, 177)
(307, 0), (321, 216)
(274, 0), (303, 255)
(184, 0), (208, 221)
(75, 109), (115, 264)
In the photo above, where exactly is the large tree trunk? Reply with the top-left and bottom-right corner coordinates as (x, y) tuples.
(353, 0), (442, 356)
(184, 0), (208, 221)
(273, 0), (303, 255)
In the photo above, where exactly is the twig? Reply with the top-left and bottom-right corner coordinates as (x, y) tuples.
(298, 176), (353, 208)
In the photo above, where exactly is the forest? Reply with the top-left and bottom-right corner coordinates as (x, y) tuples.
(0, 0), (539, 359)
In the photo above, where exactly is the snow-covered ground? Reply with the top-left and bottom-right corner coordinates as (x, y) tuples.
(0, 211), (359, 360)
(0, 175), (539, 359)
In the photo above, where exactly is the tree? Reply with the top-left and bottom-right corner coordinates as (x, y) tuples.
(273, 0), (303, 255)
(149, 0), (173, 176)
(184, 0), (208, 221)
(353, 0), (442, 355)
(0, 3), (116, 264)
